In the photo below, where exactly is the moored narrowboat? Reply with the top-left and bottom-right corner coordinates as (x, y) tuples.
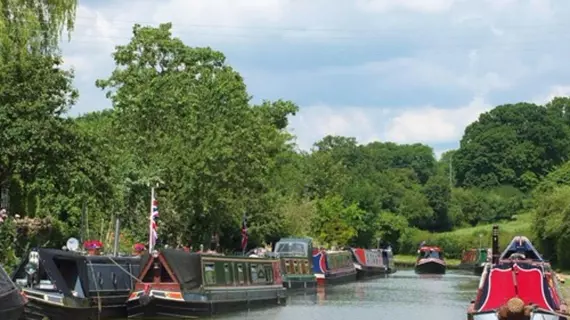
(273, 238), (317, 289)
(467, 226), (568, 320)
(350, 247), (396, 279)
(0, 264), (26, 320)
(126, 249), (287, 318)
(13, 248), (142, 320)
(312, 249), (357, 285)
(414, 246), (446, 274)
(458, 248), (490, 276)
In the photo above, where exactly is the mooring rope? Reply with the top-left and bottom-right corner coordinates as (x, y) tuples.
(105, 256), (143, 284)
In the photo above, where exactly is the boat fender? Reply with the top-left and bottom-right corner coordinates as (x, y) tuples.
(497, 298), (533, 320)
(139, 293), (151, 307)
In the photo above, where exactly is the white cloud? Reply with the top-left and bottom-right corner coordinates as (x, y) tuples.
(288, 105), (390, 150)
(289, 97), (491, 151)
(384, 97), (491, 144)
(532, 85), (570, 105)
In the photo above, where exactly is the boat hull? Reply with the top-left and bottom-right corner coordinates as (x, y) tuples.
(0, 290), (25, 320)
(415, 260), (446, 274)
(23, 299), (127, 320)
(282, 275), (317, 290)
(355, 264), (395, 279)
(315, 270), (357, 286)
(127, 288), (287, 318)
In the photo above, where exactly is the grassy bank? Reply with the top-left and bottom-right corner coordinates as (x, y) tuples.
(394, 254), (461, 269)
(399, 213), (533, 259)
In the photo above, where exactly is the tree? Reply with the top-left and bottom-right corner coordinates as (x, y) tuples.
(454, 102), (570, 190)
(0, 0), (77, 56)
(96, 23), (292, 246)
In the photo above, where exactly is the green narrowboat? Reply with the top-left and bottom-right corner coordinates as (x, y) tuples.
(273, 238), (317, 289)
(126, 249), (287, 318)
(458, 248), (490, 276)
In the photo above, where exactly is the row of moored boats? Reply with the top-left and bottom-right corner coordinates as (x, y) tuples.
(0, 237), (396, 319)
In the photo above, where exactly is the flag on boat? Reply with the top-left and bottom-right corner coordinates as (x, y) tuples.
(149, 189), (159, 250)
(241, 213), (248, 252)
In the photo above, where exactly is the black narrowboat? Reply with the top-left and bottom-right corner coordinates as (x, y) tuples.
(414, 246), (446, 275)
(273, 238), (317, 289)
(126, 249), (287, 318)
(0, 264), (26, 320)
(12, 248), (142, 320)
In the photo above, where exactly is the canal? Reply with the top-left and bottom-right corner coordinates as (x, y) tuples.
(219, 270), (479, 320)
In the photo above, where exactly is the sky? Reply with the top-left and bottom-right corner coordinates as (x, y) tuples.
(61, 0), (570, 158)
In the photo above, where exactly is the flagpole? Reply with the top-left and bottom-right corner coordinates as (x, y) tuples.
(149, 187), (155, 252)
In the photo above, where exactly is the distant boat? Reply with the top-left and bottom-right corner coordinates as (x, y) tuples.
(13, 248), (141, 320)
(312, 248), (357, 285)
(467, 226), (568, 320)
(0, 264), (26, 320)
(273, 238), (317, 289)
(349, 247), (396, 279)
(458, 248), (491, 276)
(126, 249), (287, 318)
(414, 246), (446, 275)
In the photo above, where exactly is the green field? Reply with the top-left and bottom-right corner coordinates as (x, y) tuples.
(394, 254), (461, 267)
(399, 213), (534, 259)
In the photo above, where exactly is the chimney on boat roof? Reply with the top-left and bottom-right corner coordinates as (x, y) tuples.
(492, 225), (499, 264)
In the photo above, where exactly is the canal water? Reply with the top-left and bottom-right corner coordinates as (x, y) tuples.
(219, 270), (479, 320)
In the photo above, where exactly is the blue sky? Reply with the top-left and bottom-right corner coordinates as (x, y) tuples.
(62, 0), (570, 158)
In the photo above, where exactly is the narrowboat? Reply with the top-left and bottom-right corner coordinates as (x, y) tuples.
(273, 238), (317, 289)
(414, 245), (446, 274)
(349, 247), (396, 279)
(12, 248), (142, 320)
(312, 248), (357, 285)
(467, 226), (568, 320)
(126, 249), (287, 318)
(458, 248), (491, 276)
(0, 264), (26, 320)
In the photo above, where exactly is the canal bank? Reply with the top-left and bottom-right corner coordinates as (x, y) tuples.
(394, 254), (462, 270)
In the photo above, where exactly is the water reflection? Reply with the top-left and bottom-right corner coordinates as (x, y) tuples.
(199, 270), (481, 320)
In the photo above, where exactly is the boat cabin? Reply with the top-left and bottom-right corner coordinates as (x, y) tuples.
(417, 246), (444, 260)
(312, 249), (354, 274)
(12, 248), (141, 307)
(274, 238), (313, 277)
(132, 249), (282, 294)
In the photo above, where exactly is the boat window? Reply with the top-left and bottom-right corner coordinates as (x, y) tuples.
(204, 263), (216, 285)
(250, 264), (259, 282)
(284, 260), (291, 273)
(275, 242), (307, 256)
(237, 264), (244, 285)
(224, 264), (232, 285)
(264, 265), (274, 283)
(293, 260), (299, 274)
(304, 260), (310, 274)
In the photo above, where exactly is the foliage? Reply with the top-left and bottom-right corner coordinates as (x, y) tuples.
(4, 14), (570, 270)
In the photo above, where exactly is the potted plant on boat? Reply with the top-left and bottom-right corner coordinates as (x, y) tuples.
(132, 243), (146, 256)
(84, 240), (103, 255)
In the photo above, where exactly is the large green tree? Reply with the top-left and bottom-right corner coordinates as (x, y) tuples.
(454, 102), (570, 191)
(96, 23), (297, 248)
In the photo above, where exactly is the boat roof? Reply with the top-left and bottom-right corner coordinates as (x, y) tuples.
(499, 236), (543, 261)
(12, 248), (141, 297)
(473, 261), (562, 312)
(419, 246), (442, 252)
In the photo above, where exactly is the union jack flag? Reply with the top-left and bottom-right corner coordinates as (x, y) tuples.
(241, 213), (248, 252)
(149, 191), (159, 250)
